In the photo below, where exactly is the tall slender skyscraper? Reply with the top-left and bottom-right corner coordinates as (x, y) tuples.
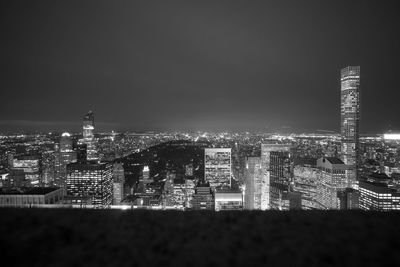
(340, 66), (360, 186)
(54, 132), (77, 188)
(244, 156), (262, 210)
(82, 111), (97, 161)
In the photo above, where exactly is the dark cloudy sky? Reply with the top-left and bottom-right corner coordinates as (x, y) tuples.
(1, 0), (399, 133)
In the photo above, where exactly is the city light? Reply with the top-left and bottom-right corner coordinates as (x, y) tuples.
(384, 133), (400, 140)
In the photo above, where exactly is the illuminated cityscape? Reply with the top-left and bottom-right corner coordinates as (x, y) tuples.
(1, 1), (399, 266)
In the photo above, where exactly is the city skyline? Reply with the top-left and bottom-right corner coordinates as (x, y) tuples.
(2, 2), (400, 266)
(1, 1), (400, 133)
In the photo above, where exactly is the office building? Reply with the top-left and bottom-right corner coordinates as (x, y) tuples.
(10, 155), (40, 187)
(315, 157), (347, 209)
(359, 181), (400, 211)
(337, 188), (359, 210)
(54, 133), (77, 188)
(82, 111), (97, 161)
(269, 150), (300, 210)
(192, 183), (214, 210)
(66, 162), (113, 207)
(261, 144), (291, 210)
(112, 163), (125, 205)
(171, 178), (186, 209)
(76, 144), (88, 164)
(184, 179), (196, 209)
(340, 66), (360, 186)
(293, 165), (320, 210)
(204, 148), (232, 189)
(244, 156), (262, 210)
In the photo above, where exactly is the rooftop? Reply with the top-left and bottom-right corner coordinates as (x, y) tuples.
(325, 157), (344, 165)
(0, 187), (61, 195)
(359, 181), (399, 195)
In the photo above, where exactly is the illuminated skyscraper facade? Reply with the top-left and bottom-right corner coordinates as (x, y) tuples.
(269, 151), (300, 210)
(204, 148), (232, 189)
(54, 133), (77, 188)
(260, 144), (291, 209)
(112, 163), (125, 205)
(315, 157), (347, 209)
(340, 66), (360, 186)
(82, 111), (97, 161)
(66, 162), (113, 207)
(293, 165), (320, 210)
(244, 156), (262, 210)
(359, 181), (400, 211)
(9, 155), (40, 187)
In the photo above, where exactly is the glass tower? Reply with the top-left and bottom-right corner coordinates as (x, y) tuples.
(66, 162), (113, 207)
(340, 66), (360, 186)
(260, 143), (291, 209)
(82, 111), (97, 161)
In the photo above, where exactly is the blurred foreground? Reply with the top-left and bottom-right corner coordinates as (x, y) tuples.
(1, 209), (399, 267)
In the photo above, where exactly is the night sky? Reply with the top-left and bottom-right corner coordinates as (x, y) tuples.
(1, 0), (399, 133)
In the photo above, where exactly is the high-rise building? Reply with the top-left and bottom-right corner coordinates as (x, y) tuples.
(184, 179), (196, 209)
(293, 165), (320, 210)
(315, 157), (347, 209)
(54, 133), (77, 188)
(170, 178), (186, 209)
(337, 188), (359, 210)
(60, 132), (73, 152)
(10, 155), (40, 187)
(260, 144), (291, 209)
(66, 162), (113, 207)
(269, 150), (300, 210)
(112, 163), (125, 205)
(204, 148), (232, 189)
(340, 66), (360, 186)
(244, 156), (262, 210)
(76, 144), (87, 164)
(359, 181), (400, 211)
(82, 111), (97, 161)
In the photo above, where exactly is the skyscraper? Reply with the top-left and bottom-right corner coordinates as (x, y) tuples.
(293, 165), (320, 210)
(112, 163), (125, 205)
(204, 148), (232, 189)
(269, 151), (300, 210)
(260, 144), (291, 209)
(76, 144), (87, 164)
(60, 132), (73, 153)
(66, 162), (113, 207)
(340, 66), (360, 186)
(244, 156), (262, 210)
(315, 157), (347, 209)
(82, 111), (97, 161)
(54, 133), (77, 189)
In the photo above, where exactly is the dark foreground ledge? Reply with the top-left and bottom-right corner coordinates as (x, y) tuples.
(1, 209), (399, 267)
